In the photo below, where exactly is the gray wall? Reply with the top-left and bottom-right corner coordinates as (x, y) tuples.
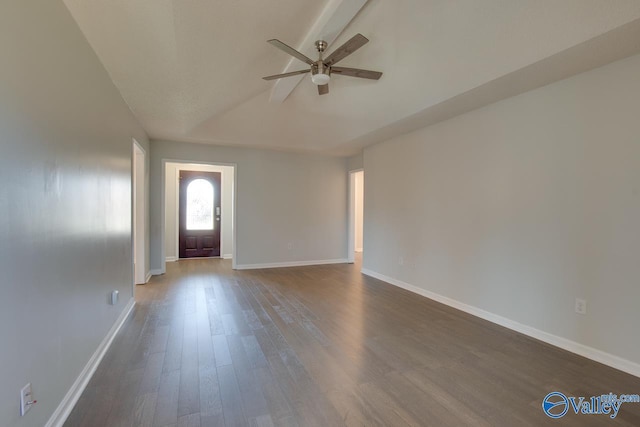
(150, 140), (348, 270)
(0, 1), (148, 426)
(347, 152), (363, 171)
(364, 53), (640, 365)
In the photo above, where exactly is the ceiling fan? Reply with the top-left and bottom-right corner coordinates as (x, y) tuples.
(262, 33), (382, 95)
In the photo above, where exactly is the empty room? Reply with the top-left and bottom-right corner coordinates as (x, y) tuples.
(2, 1), (640, 426)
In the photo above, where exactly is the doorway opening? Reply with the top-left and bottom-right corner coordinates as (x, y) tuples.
(348, 169), (364, 263)
(165, 162), (235, 263)
(132, 140), (147, 286)
(179, 170), (221, 258)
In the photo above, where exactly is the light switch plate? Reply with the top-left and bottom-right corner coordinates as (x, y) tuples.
(20, 383), (33, 416)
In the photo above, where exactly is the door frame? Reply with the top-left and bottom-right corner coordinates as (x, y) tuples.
(132, 139), (147, 288)
(347, 168), (363, 264)
(174, 167), (227, 259)
(161, 159), (238, 271)
(178, 170), (222, 258)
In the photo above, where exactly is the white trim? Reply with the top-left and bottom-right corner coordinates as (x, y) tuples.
(45, 299), (135, 427)
(222, 254), (233, 260)
(150, 268), (164, 276)
(144, 271), (152, 283)
(132, 139), (146, 287)
(232, 164), (237, 270)
(174, 166), (179, 259)
(361, 268), (640, 378)
(348, 169), (364, 264)
(165, 256), (177, 262)
(160, 161), (166, 271)
(236, 258), (348, 270)
(347, 171), (357, 263)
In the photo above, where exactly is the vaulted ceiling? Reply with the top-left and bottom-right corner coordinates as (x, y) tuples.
(63, 0), (640, 155)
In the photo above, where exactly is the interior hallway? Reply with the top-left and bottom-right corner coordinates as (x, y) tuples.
(64, 257), (640, 426)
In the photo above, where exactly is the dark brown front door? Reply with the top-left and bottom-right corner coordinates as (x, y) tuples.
(179, 170), (221, 258)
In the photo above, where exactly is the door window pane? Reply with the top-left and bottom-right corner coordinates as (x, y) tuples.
(186, 179), (214, 230)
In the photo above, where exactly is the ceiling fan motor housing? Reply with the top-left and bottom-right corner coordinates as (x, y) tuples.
(311, 40), (330, 85)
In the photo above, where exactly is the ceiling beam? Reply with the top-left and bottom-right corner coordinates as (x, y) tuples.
(268, 0), (368, 103)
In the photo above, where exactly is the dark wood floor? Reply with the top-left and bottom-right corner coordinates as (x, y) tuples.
(65, 256), (640, 426)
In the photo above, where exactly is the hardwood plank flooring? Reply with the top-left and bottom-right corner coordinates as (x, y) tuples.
(65, 256), (640, 426)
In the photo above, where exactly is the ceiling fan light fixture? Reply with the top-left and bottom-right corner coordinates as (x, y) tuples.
(311, 72), (330, 86)
(263, 34), (382, 95)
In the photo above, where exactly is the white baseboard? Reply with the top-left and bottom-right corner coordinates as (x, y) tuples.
(166, 255), (231, 262)
(144, 271), (152, 283)
(235, 258), (348, 270)
(150, 268), (164, 276)
(361, 268), (640, 378)
(45, 298), (135, 427)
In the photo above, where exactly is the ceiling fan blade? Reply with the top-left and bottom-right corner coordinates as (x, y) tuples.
(267, 39), (315, 65)
(323, 34), (369, 66)
(331, 66), (382, 80)
(262, 69), (310, 81)
(318, 84), (329, 95)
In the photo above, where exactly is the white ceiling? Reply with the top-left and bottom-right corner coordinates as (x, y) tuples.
(63, 0), (640, 156)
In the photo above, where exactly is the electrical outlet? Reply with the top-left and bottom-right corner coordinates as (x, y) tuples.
(20, 383), (35, 416)
(287, 242), (293, 250)
(575, 298), (587, 315)
(399, 256), (404, 266)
